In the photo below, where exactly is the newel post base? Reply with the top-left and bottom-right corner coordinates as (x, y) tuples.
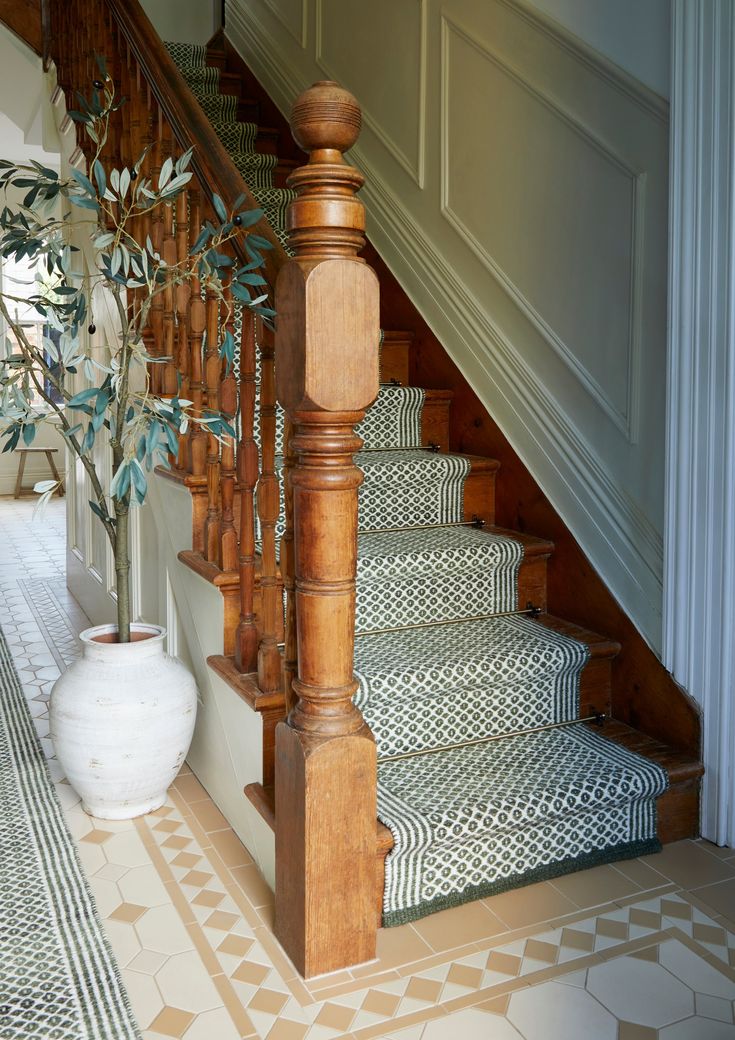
(275, 724), (377, 977)
(272, 80), (380, 977)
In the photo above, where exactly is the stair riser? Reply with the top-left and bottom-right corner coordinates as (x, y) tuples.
(421, 398), (451, 452)
(355, 551), (548, 632)
(380, 338), (411, 385)
(463, 470), (496, 525)
(359, 648), (613, 757)
(658, 778), (701, 842)
(579, 656), (613, 718)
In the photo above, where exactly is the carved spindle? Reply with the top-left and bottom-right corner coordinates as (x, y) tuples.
(204, 285), (222, 564)
(234, 309), (259, 672)
(187, 190), (207, 489)
(280, 413), (297, 715)
(273, 82), (380, 977)
(161, 160), (178, 396)
(219, 286), (238, 572)
(175, 189), (192, 470)
(256, 318), (282, 695)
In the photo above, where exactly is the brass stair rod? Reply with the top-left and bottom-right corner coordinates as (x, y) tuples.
(359, 442), (441, 453)
(275, 602), (541, 650)
(377, 712), (607, 765)
(359, 517), (487, 535)
(354, 602), (542, 639)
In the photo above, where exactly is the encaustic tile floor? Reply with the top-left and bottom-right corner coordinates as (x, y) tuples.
(2, 496), (735, 1040)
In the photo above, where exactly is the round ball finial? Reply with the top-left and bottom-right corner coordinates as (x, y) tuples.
(290, 80), (361, 155)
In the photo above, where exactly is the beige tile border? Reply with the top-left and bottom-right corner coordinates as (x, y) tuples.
(135, 816), (259, 1039)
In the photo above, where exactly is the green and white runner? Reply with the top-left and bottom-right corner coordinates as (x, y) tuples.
(0, 629), (140, 1040)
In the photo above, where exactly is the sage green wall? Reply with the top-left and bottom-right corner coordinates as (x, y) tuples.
(225, 0), (670, 653)
(140, 0), (221, 45)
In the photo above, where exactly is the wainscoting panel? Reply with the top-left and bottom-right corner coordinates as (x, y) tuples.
(226, 0), (669, 651)
(316, 0), (426, 185)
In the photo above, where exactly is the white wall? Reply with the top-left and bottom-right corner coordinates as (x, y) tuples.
(528, 0), (671, 98)
(139, 0), (221, 45)
(226, 0), (670, 653)
(0, 31), (63, 497)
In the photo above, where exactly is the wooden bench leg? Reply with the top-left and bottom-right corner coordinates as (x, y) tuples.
(14, 453), (27, 499)
(46, 450), (64, 496)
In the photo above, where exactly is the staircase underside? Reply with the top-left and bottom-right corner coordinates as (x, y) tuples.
(165, 38), (703, 929)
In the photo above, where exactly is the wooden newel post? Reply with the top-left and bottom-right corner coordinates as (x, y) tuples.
(274, 81), (380, 978)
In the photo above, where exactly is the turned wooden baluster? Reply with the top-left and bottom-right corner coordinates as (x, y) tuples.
(256, 318), (282, 695)
(280, 414), (297, 714)
(175, 188), (192, 471)
(204, 282), (223, 564)
(147, 104), (164, 364)
(219, 286), (238, 572)
(161, 152), (179, 397)
(274, 82), (380, 977)
(187, 190), (208, 490)
(234, 309), (259, 672)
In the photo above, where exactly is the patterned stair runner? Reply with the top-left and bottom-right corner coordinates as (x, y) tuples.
(166, 42), (670, 926)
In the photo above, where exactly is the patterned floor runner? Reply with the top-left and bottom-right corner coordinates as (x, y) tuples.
(0, 628), (140, 1040)
(165, 41), (672, 928)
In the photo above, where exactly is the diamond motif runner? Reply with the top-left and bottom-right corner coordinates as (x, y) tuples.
(0, 628), (140, 1040)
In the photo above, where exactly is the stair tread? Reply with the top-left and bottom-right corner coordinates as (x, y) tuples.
(377, 724), (668, 834)
(354, 612), (613, 755)
(357, 524), (551, 578)
(241, 709), (703, 858)
(354, 612), (617, 687)
(600, 719), (704, 783)
(358, 448), (499, 472)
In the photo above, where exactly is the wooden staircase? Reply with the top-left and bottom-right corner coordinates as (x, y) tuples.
(193, 28), (702, 915)
(44, 0), (703, 980)
(163, 24), (702, 960)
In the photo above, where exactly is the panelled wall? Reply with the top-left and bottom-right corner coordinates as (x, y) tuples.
(227, 0), (670, 652)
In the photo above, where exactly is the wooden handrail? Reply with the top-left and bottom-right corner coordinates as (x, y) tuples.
(103, 0), (286, 293)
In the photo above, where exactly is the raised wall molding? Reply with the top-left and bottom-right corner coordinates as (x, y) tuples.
(440, 14), (645, 442)
(664, 0), (735, 846)
(225, 0), (667, 651)
(261, 0), (307, 49)
(314, 0), (427, 188)
(361, 168), (664, 627)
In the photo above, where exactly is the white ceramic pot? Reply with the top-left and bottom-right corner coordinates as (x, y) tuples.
(49, 623), (197, 819)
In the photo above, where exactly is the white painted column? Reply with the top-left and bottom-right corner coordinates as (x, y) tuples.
(664, 0), (735, 845)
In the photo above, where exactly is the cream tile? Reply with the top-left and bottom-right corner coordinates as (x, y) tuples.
(104, 828), (152, 868)
(587, 954), (694, 1027)
(155, 951), (223, 1013)
(695, 992), (735, 1023)
(121, 967), (165, 1030)
(427, 1008), (523, 1039)
(104, 919), (143, 968)
(118, 864), (170, 908)
(509, 979), (617, 1040)
(87, 876), (124, 917)
(128, 949), (169, 975)
(182, 1007), (242, 1040)
(659, 1019), (735, 1038)
(136, 905), (196, 956)
(659, 939), (735, 999)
